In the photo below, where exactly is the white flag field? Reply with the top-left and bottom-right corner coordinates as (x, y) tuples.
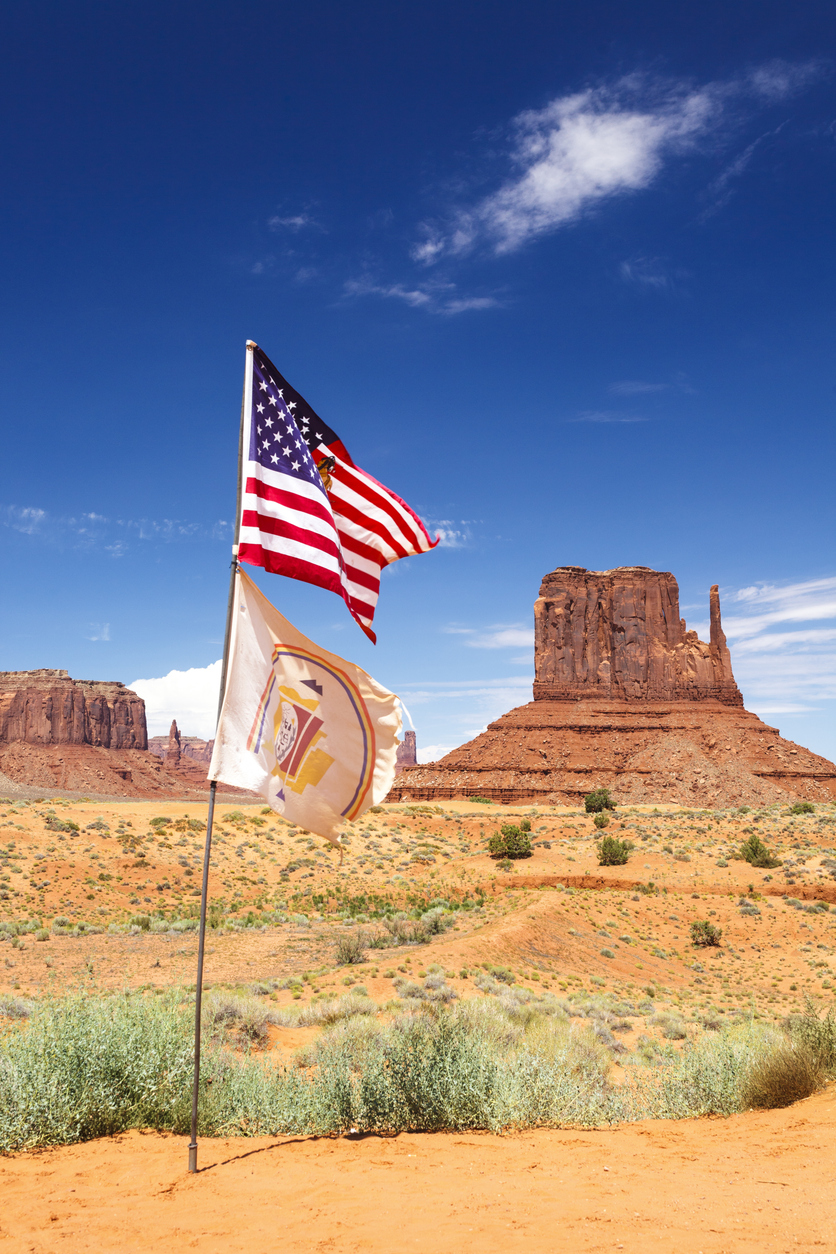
(209, 569), (401, 846)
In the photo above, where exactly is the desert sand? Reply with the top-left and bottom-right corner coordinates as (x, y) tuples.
(2, 795), (836, 1251)
(1, 1089), (834, 1252)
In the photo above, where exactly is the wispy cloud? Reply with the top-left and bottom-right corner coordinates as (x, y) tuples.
(412, 62), (819, 263)
(699, 575), (836, 723)
(426, 519), (474, 548)
(444, 623), (535, 649)
(1, 505), (232, 555)
(618, 256), (682, 290)
(566, 410), (649, 424)
(86, 623), (110, 642)
(343, 277), (499, 315)
(268, 212), (322, 232)
(609, 380), (668, 395)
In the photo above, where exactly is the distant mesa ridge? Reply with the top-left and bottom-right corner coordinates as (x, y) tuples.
(392, 565), (836, 807)
(0, 668), (147, 750)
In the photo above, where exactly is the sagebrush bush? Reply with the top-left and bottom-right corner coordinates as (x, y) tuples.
(593, 812), (610, 830)
(596, 835), (633, 866)
(789, 801), (815, 815)
(335, 930), (369, 965)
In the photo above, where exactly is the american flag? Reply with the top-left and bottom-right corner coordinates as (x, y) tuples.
(237, 343), (438, 642)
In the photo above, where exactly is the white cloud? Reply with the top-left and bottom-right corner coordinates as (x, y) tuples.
(417, 743), (456, 763)
(131, 661), (222, 739)
(413, 62), (818, 262)
(567, 410), (648, 424)
(3, 506), (47, 534)
(465, 625), (535, 650)
(343, 277), (498, 316)
(708, 576), (836, 729)
(619, 257), (676, 289)
(609, 380), (668, 395)
(86, 623), (110, 642)
(268, 213), (321, 232)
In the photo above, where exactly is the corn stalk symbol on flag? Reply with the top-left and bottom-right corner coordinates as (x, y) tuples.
(208, 568), (401, 846)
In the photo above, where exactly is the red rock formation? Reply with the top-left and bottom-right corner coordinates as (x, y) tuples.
(393, 566), (836, 807)
(0, 670), (147, 750)
(533, 567), (741, 704)
(148, 735), (214, 764)
(164, 720), (181, 767)
(395, 730), (417, 776)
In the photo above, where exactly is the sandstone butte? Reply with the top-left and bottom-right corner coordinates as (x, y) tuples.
(392, 565), (836, 808)
(0, 671), (236, 799)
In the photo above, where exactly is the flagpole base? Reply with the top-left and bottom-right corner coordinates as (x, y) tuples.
(188, 1141), (198, 1173)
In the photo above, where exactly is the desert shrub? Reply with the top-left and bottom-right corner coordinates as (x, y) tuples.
(0, 995), (34, 1018)
(738, 833), (781, 868)
(204, 990), (274, 1045)
(741, 1039), (822, 1109)
(784, 999), (836, 1076)
(295, 992), (377, 1028)
(691, 920), (722, 947)
(335, 930), (369, 965)
(44, 815), (79, 833)
(789, 802), (815, 815)
(488, 824), (532, 859)
(593, 812), (610, 830)
(381, 915), (430, 946)
(420, 907), (455, 935)
(596, 836), (633, 866)
(468, 796), (495, 804)
(149, 817), (171, 829)
(585, 788), (615, 814)
(0, 993), (194, 1152)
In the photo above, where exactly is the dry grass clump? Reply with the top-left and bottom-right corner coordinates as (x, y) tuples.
(741, 1039), (823, 1109)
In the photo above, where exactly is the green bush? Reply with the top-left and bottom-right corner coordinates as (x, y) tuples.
(789, 802), (815, 815)
(691, 920), (722, 947)
(488, 824), (532, 859)
(468, 796), (495, 805)
(596, 835), (633, 866)
(738, 833), (781, 868)
(593, 812), (610, 830)
(585, 788), (615, 814)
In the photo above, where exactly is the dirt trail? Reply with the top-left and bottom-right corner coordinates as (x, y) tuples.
(1, 1087), (834, 1253)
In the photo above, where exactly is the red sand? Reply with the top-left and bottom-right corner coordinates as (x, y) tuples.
(1, 1087), (834, 1253)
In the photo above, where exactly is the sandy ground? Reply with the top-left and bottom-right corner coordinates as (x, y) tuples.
(1, 1087), (834, 1253)
(3, 797), (836, 1253)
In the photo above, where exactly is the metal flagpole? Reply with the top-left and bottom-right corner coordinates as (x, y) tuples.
(187, 340), (254, 1174)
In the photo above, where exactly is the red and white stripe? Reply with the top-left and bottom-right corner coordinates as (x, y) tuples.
(237, 348), (437, 641)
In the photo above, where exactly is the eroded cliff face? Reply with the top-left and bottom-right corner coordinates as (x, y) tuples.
(0, 670), (147, 750)
(533, 567), (742, 704)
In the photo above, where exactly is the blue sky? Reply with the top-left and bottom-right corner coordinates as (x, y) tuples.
(1, 1), (835, 762)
